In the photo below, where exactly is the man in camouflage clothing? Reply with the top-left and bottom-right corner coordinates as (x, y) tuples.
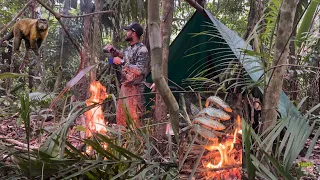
(103, 22), (151, 127)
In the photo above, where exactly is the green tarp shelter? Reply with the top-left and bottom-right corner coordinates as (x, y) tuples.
(146, 9), (301, 118)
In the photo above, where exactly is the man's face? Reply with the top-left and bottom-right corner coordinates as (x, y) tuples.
(125, 30), (134, 41)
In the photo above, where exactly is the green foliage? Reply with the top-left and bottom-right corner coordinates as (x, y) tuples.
(0, 0), (26, 26)
(206, 0), (249, 36)
(244, 109), (319, 179)
(19, 94), (31, 179)
(172, 0), (249, 40)
(0, 72), (29, 79)
(295, 0), (320, 48)
(12, 114), (178, 179)
(2, 95), (178, 179)
(243, 121), (256, 179)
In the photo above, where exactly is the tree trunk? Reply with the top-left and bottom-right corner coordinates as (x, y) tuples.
(154, 0), (174, 141)
(54, 0), (70, 92)
(91, 0), (102, 80)
(82, 0), (92, 69)
(30, 2), (46, 92)
(243, 0), (264, 52)
(28, 2), (38, 92)
(148, 0), (180, 140)
(242, 0), (256, 40)
(77, 0), (94, 140)
(261, 1), (298, 131)
(111, 2), (122, 86)
(112, 1), (122, 45)
(53, 34), (64, 92)
(287, 0), (307, 101)
(71, 0), (93, 103)
(196, 0), (205, 7)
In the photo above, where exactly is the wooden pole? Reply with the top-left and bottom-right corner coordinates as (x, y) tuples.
(184, 0), (206, 16)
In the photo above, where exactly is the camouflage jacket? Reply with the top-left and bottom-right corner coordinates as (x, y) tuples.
(121, 42), (150, 86)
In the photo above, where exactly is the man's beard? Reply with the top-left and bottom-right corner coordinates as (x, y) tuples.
(125, 36), (132, 41)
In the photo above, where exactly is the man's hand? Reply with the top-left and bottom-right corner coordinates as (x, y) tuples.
(150, 83), (156, 92)
(103, 45), (123, 58)
(113, 57), (123, 65)
(103, 44), (115, 53)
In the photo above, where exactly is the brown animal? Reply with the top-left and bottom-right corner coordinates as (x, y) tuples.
(0, 18), (49, 56)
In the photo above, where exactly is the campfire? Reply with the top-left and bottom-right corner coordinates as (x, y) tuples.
(201, 115), (242, 179)
(202, 129), (242, 179)
(85, 80), (108, 153)
(190, 96), (242, 179)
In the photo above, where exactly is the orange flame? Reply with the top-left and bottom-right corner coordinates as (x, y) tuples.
(85, 80), (108, 138)
(206, 127), (242, 169)
(236, 115), (241, 129)
(236, 115), (242, 134)
(206, 143), (226, 168)
(204, 116), (242, 179)
(206, 141), (234, 169)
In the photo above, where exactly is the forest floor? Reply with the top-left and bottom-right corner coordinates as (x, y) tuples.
(0, 116), (84, 153)
(0, 117), (319, 179)
(298, 132), (320, 179)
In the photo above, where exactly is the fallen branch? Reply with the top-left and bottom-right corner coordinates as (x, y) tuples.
(13, 145), (32, 152)
(0, 0), (33, 35)
(0, 135), (38, 150)
(2, 143), (34, 152)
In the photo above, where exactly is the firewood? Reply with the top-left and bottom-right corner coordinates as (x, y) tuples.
(0, 135), (38, 150)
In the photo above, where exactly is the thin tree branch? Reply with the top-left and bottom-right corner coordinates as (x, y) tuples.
(0, 135), (38, 150)
(61, 10), (116, 18)
(173, 18), (187, 22)
(0, 0), (33, 35)
(184, 0), (206, 16)
(35, 0), (61, 19)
